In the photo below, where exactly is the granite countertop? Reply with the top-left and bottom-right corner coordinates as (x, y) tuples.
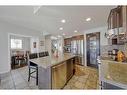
(101, 59), (127, 64)
(100, 56), (127, 64)
(29, 53), (75, 69)
(100, 58), (127, 87)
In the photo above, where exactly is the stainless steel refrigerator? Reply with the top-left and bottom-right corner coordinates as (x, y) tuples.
(71, 40), (84, 66)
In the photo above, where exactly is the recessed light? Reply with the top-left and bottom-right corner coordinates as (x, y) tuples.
(86, 18), (91, 21)
(61, 19), (66, 23)
(74, 30), (78, 33)
(59, 27), (63, 30)
(62, 33), (65, 36)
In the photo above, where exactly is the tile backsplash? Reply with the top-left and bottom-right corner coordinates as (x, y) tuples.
(100, 44), (127, 57)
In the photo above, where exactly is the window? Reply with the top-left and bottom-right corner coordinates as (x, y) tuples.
(11, 39), (23, 49)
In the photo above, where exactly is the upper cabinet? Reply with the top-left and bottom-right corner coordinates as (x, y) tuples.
(64, 35), (84, 46)
(108, 6), (123, 30)
(107, 6), (127, 45)
(71, 35), (84, 41)
(64, 38), (71, 46)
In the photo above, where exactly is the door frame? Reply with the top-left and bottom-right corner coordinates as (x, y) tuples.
(86, 32), (100, 68)
(8, 33), (32, 70)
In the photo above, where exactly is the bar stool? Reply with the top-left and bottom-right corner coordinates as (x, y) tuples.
(28, 53), (38, 85)
(39, 52), (45, 57)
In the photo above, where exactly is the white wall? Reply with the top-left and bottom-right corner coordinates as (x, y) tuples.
(23, 37), (30, 51)
(38, 36), (45, 52)
(0, 21), (44, 74)
(30, 36), (45, 53)
(83, 26), (108, 66)
(45, 35), (52, 55)
(10, 35), (30, 56)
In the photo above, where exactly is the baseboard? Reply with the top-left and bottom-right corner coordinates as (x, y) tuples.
(0, 70), (11, 80)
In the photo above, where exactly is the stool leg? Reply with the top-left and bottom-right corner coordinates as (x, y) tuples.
(36, 67), (38, 85)
(28, 67), (30, 82)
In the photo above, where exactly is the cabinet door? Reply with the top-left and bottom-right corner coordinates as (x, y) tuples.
(66, 59), (74, 81)
(64, 38), (71, 45)
(52, 62), (67, 89)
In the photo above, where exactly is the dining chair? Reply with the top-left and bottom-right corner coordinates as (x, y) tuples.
(16, 55), (26, 67)
(45, 51), (49, 56)
(28, 53), (38, 85)
(11, 56), (16, 69)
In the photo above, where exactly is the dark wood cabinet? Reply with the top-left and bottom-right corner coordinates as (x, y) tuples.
(66, 59), (74, 82)
(64, 38), (71, 46)
(64, 35), (84, 46)
(107, 6), (127, 45)
(108, 6), (123, 29)
(71, 35), (84, 40)
(74, 56), (82, 65)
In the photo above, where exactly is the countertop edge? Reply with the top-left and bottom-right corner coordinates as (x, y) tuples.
(100, 59), (127, 64)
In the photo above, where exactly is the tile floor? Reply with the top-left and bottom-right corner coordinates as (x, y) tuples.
(0, 65), (99, 89)
(0, 66), (38, 89)
(63, 65), (99, 89)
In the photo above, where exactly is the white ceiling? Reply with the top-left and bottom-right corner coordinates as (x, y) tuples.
(0, 6), (116, 37)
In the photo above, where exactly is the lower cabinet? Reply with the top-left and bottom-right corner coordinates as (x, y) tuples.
(66, 59), (74, 82)
(52, 62), (67, 89)
(51, 58), (74, 89)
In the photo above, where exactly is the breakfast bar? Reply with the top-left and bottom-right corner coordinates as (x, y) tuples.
(98, 59), (127, 89)
(29, 53), (76, 89)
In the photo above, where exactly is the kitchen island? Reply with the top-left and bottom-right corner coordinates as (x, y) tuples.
(29, 53), (76, 89)
(98, 58), (127, 89)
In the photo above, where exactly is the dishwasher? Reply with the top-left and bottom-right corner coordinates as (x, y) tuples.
(52, 62), (67, 89)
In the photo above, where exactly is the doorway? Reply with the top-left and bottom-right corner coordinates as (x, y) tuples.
(86, 32), (100, 68)
(8, 33), (31, 70)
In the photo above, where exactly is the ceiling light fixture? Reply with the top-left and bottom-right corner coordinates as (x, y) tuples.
(59, 27), (63, 30)
(86, 17), (91, 22)
(61, 19), (66, 23)
(74, 30), (78, 33)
